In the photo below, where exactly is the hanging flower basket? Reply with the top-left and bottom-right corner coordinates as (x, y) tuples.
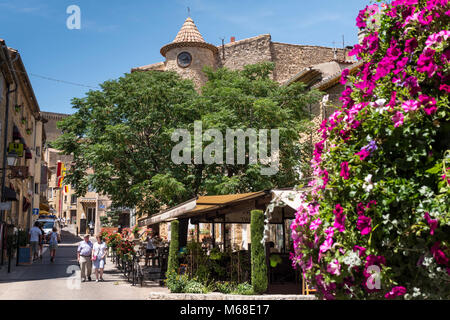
(26, 128), (32, 135)
(21, 117), (26, 125)
(14, 105), (21, 112)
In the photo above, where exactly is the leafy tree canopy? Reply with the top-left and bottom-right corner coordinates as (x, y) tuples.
(54, 63), (321, 216)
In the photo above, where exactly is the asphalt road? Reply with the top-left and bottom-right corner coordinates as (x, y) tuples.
(0, 226), (165, 300)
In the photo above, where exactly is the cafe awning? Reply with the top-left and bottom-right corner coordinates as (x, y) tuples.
(138, 198), (197, 227)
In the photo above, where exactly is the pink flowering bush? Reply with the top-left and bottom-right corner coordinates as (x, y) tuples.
(291, 0), (450, 299)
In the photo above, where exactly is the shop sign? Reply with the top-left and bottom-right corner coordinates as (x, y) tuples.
(8, 143), (24, 157)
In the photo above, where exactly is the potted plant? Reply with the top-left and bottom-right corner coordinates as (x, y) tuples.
(26, 128), (32, 135)
(14, 105), (21, 112)
(21, 117), (26, 125)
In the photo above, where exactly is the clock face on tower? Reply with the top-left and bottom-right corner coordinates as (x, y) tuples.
(177, 51), (192, 68)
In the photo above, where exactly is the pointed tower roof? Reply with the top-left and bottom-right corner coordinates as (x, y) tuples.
(160, 17), (218, 57)
(173, 17), (205, 43)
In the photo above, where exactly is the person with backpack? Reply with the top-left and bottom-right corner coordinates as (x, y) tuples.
(48, 227), (60, 263)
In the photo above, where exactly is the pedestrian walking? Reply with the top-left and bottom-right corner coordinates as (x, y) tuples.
(39, 224), (45, 260)
(92, 234), (107, 282)
(48, 227), (61, 263)
(77, 234), (93, 282)
(29, 222), (42, 261)
(144, 232), (156, 267)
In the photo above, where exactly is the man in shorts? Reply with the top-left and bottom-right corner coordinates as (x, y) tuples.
(29, 221), (42, 261)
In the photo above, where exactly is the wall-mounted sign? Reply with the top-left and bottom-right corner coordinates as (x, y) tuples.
(32, 208), (39, 215)
(8, 143), (24, 157)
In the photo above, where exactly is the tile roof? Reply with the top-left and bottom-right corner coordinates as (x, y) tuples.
(173, 17), (205, 43)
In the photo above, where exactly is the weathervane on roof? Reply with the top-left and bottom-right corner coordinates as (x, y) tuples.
(187, 6), (191, 17)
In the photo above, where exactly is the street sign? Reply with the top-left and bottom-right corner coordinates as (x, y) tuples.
(32, 208), (39, 215)
(0, 202), (12, 210)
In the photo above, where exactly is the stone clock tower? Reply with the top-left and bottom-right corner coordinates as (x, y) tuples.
(160, 17), (218, 88)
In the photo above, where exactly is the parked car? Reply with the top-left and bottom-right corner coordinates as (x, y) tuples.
(36, 218), (61, 243)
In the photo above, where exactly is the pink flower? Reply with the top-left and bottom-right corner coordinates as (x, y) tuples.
(357, 202), (366, 215)
(353, 245), (367, 257)
(340, 162), (350, 180)
(355, 149), (370, 161)
(430, 242), (449, 265)
(424, 212), (438, 235)
(419, 95), (437, 115)
(385, 286), (407, 299)
(357, 216), (372, 235)
(402, 100), (419, 112)
(417, 48), (437, 77)
(333, 204), (346, 232)
(310, 218), (322, 231)
(404, 38), (418, 53)
(327, 259), (341, 276)
(440, 84), (450, 92)
(320, 237), (333, 253)
(392, 111), (404, 128)
(340, 68), (350, 85)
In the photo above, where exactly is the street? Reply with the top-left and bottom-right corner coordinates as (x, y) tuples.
(0, 227), (167, 300)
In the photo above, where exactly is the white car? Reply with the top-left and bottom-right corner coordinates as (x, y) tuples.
(36, 219), (61, 243)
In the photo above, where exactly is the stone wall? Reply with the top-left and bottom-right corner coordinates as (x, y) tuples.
(165, 46), (216, 88)
(217, 34), (273, 73)
(271, 43), (347, 84)
(41, 112), (69, 143)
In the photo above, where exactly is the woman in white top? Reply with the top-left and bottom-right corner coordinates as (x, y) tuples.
(92, 234), (107, 282)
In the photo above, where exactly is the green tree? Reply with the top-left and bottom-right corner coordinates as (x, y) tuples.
(251, 209), (267, 294)
(54, 64), (320, 217)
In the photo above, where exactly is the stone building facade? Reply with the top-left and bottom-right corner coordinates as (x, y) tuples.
(0, 39), (47, 231)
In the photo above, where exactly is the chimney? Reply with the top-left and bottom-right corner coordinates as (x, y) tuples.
(230, 36), (235, 43)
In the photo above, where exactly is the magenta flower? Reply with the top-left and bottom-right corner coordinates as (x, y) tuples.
(327, 259), (341, 276)
(319, 237), (333, 253)
(340, 68), (350, 85)
(385, 286), (407, 299)
(357, 202), (366, 215)
(402, 100), (419, 112)
(392, 111), (404, 128)
(340, 162), (350, 180)
(405, 76), (420, 96)
(430, 242), (449, 265)
(417, 48), (437, 77)
(419, 94), (437, 115)
(353, 245), (367, 257)
(309, 217), (322, 231)
(424, 212), (438, 235)
(356, 8), (367, 29)
(404, 38), (418, 53)
(357, 215), (372, 235)
(333, 204), (346, 233)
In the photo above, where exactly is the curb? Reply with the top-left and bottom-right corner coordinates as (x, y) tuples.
(148, 292), (317, 300)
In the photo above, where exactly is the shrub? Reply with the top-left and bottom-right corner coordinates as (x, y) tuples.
(233, 282), (254, 295)
(184, 279), (209, 294)
(165, 271), (189, 293)
(167, 220), (179, 275)
(216, 281), (235, 294)
(291, 0), (450, 300)
(250, 209), (268, 294)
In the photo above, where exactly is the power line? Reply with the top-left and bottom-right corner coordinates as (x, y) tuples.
(9, 67), (100, 89)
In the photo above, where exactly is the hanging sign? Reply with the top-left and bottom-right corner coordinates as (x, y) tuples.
(0, 202), (12, 210)
(8, 143), (24, 157)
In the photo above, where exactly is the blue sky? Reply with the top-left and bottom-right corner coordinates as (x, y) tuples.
(0, 0), (371, 114)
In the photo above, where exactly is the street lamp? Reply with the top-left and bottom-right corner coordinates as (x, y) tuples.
(6, 151), (18, 167)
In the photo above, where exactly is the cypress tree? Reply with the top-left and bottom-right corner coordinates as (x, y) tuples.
(167, 220), (180, 275)
(250, 209), (267, 294)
